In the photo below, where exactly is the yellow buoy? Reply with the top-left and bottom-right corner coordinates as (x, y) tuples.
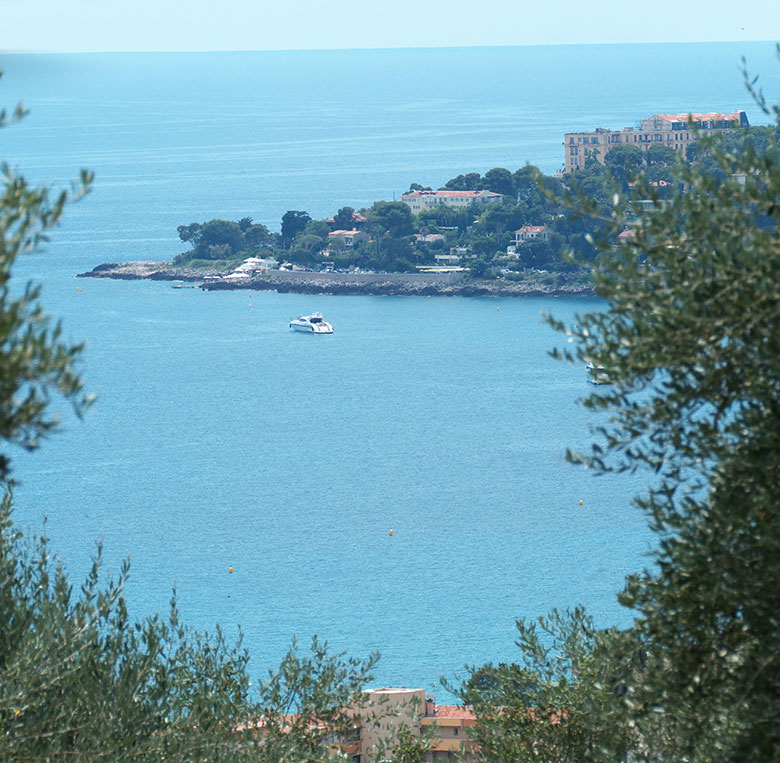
(579, 500), (584, 506)
(388, 529), (394, 536)
(228, 567), (234, 574)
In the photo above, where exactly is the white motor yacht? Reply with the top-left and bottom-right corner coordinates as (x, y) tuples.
(289, 313), (334, 334)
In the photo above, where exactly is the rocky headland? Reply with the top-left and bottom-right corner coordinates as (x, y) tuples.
(77, 261), (596, 298)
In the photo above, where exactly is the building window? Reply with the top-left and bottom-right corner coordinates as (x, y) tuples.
(454, 728), (459, 736)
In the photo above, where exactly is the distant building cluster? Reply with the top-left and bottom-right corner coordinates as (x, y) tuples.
(563, 110), (749, 172)
(249, 687), (479, 762)
(400, 189), (503, 214)
(356, 688), (478, 762)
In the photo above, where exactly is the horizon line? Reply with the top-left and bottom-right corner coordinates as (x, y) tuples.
(1, 38), (776, 56)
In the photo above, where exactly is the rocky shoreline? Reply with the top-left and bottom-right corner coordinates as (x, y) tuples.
(77, 261), (596, 298)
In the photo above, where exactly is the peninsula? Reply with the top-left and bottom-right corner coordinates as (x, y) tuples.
(79, 122), (768, 297)
(77, 261), (596, 298)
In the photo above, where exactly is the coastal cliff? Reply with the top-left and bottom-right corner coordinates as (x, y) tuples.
(77, 262), (596, 298)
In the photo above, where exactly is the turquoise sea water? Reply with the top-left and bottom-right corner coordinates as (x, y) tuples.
(1, 43), (778, 694)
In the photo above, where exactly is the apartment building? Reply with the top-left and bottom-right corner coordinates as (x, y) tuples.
(357, 687), (478, 762)
(400, 189), (503, 214)
(564, 109), (749, 172)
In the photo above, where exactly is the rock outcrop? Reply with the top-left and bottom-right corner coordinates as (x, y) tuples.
(77, 262), (596, 298)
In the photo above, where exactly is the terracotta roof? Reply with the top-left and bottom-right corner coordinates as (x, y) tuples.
(515, 225), (547, 234)
(432, 705), (477, 720)
(329, 229), (363, 236)
(325, 212), (366, 222)
(401, 190), (502, 199)
(654, 111), (740, 123)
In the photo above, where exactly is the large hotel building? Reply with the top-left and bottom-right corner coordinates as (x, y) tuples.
(563, 110), (749, 173)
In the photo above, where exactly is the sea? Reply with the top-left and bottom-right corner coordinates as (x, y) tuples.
(1, 42), (778, 696)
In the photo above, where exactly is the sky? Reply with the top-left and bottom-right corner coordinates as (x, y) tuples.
(0, 0), (779, 52)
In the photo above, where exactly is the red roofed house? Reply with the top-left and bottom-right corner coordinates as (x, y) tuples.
(328, 229), (370, 247)
(564, 109), (749, 172)
(514, 225), (549, 244)
(400, 189), (503, 215)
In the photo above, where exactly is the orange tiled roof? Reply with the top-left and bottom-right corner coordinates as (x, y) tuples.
(654, 111), (740, 122)
(433, 705), (477, 720)
(402, 190), (501, 199)
(325, 212), (367, 223)
(515, 225), (547, 234)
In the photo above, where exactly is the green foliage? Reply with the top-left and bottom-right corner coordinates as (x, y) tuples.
(0, 491), (259, 759)
(0, 489), (379, 760)
(481, 167), (515, 196)
(0, 79), (388, 762)
(197, 219), (245, 258)
(330, 206), (356, 230)
(176, 218), (275, 264)
(545, 72), (780, 759)
(367, 200), (414, 238)
(469, 258), (493, 278)
(303, 220), (331, 240)
(602, 143), (644, 177)
(177, 221), (202, 247)
(458, 608), (638, 762)
(393, 724), (434, 763)
(252, 637), (378, 762)
(0, 77), (93, 482)
(643, 143), (676, 166)
(244, 222), (274, 249)
(443, 172), (481, 191)
(281, 210), (312, 245)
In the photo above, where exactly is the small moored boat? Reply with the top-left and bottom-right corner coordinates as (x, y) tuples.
(289, 313), (334, 334)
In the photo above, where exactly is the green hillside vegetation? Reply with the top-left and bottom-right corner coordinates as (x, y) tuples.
(173, 125), (777, 281)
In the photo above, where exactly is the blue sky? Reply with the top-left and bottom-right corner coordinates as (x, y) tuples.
(1, 0), (778, 52)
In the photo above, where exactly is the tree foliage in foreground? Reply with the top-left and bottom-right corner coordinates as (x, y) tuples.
(0, 77), (93, 483)
(561, 77), (780, 759)
(0, 78), (400, 762)
(458, 608), (640, 761)
(0, 494), (377, 759)
(464, 64), (780, 760)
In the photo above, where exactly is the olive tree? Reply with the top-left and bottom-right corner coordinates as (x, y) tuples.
(457, 609), (640, 762)
(0, 78), (381, 761)
(545, 66), (780, 759)
(0, 76), (93, 482)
